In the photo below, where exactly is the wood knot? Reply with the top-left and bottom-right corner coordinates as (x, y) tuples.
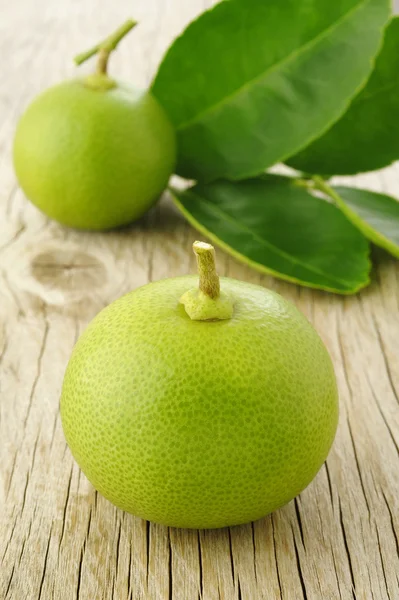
(30, 249), (106, 291)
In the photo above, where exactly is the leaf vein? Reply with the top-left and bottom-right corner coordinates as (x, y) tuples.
(183, 188), (357, 288)
(177, 0), (376, 132)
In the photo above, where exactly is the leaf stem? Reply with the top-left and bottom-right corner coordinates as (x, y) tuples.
(74, 19), (137, 74)
(193, 241), (220, 299)
(312, 175), (341, 204)
(293, 178), (313, 189)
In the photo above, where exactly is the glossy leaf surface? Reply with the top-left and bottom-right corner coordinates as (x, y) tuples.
(171, 175), (370, 293)
(332, 185), (399, 257)
(153, 0), (390, 182)
(288, 18), (399, 175)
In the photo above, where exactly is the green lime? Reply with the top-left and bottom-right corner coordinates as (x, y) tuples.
(13, 20), (176, 230)
(61, 242), (338, 529)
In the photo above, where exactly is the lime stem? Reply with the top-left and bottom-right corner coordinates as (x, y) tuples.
(74, 19), (137, 74)
(193, 241), (220, 300)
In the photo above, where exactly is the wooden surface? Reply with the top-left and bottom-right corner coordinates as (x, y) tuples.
(1, 1), (399, 598)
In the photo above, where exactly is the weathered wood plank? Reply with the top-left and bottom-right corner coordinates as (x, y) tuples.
(1, 2), (399, 599)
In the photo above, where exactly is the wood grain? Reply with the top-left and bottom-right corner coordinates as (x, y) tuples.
(1, 1), (399, 598)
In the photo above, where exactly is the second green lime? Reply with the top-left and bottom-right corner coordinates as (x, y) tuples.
(13, 21), (176, 230)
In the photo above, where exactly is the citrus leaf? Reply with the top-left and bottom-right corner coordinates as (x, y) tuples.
(152, 0), (390, 182)
(170, 175), (370, 294)
(320, 182), (399, 258)
(287, 17), (399, 175)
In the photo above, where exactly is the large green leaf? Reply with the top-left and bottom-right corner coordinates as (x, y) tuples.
(170, 175), (370, 294)
(314, 180), (399, 258)
(288, 17), (399, 175)
(152, 0), (390, 182)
